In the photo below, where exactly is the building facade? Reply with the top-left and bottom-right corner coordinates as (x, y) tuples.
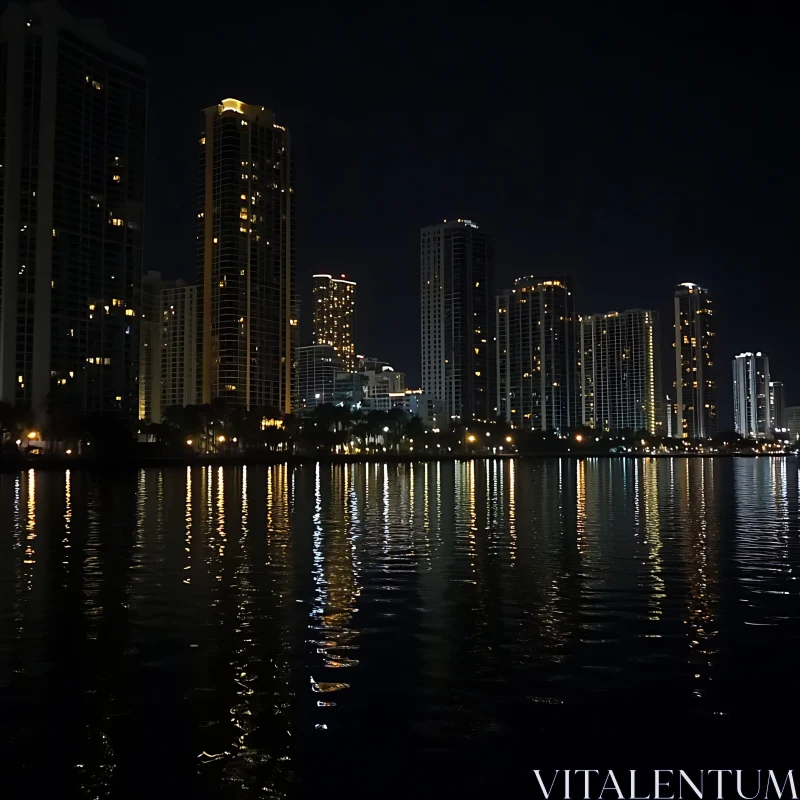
(0, 1), (147, 420)
(161, 280), (199, 414)
(496, 276), (576, 433)
(197, 98), (296, 413)
(421, 219), (494, 421)
(673, 283), (717, 438)
(785, 406), (800, 442)
(579, 310), (662, 435)
(732, 352), (771, 439)
(313, 273), (356, 371)
(139, 271), (167, 422)
(769, 380), (785, 434)
(297, 344), (342, 409)
(138, 274), (198, 422)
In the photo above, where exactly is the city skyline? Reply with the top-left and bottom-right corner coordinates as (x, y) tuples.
(1, 1), (797, 436)
(64, 1), (798, 424)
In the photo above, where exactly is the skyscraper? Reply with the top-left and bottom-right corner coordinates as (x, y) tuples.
(0, 1), (147, 420)
(139, 274), (199, 422)
(673, 283), (717, 438)
(496, 276), (577, 433)
(160, 280), (199, 414)
(139, 271), (168, 422)
(313, 273), (356, 371)
(579, 309), (662, 435)
(297, 344), (342, 409)
(769, 380), (785, 433)
(732, 352), (771, 439)
(421, 219), (494, 421)
(197, 98), (296, 413)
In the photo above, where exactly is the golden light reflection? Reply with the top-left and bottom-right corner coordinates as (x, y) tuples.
(576, 459), (586, 552)
(642, 458), (664, 620)
(184, 467), (192, 584)
(24, 469), (36, 576)
(311, 465), (362, 733)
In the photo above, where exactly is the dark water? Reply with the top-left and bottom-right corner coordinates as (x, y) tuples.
(1, 458), (800, 798)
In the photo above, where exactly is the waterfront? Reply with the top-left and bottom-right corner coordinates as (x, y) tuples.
(1, 458), (800, 798)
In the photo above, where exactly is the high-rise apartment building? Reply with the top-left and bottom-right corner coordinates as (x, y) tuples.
(732, 352), (771, 439)
(161, 280), (199, 413)
(785, 406), (800, 442)
(297, 344), (343, 409)
(579, 309), (662, 435)
(197, 98), (296, 413)
(421, 219), (494, 421)
(0, 1), (147, 420)
(769, 380), (785, 433)
(313, 273), (356, 371)
(139, 271), (167, 422)
(673, 283), (717, 438)
(496, 276), (577, 433)
(138, 273), (199, 422)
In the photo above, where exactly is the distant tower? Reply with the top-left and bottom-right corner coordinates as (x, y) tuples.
(421, 219), (494, 421)
(0, 1), (147, 420)
(496, 276), (577, 433)
(673, 283), (717, 438)
(297, 344), (343, 409)
(769, 380), (785, 433)
(313, 273), (356, 372)
(579, 309), (662, 435)
(197, 98), (296, 413)
(732, 352), (771, 439)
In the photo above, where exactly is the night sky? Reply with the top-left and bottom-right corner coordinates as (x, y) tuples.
(66, 1), (799, 423)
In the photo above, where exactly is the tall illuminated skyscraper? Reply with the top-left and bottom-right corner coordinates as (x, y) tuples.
(421, 219), (494, 421)
(313, 273), (356, 371)
(579, 309), (662, 434)
(197, 98), (296, 413)
(496, 276), (577, 433)
(673, 283), (717, 438)
(0, 1), (146, 420)
(732, 351), (770, 439)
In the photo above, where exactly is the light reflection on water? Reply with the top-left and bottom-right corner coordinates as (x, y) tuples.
(1, 458), (800, 798)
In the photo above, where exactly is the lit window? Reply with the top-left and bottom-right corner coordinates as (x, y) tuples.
(111, 218), (123, 226)
(112, 174), (121, 182)
(115, 396), (122, 401)
(125, 309), (135, 317)
(92, 80), (102, 90)
(199, 137), (206, 145)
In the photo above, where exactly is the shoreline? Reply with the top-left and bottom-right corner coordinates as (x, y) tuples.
(0, 451), (794, 472)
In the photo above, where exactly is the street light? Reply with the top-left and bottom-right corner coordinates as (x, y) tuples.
(27, 431), (38, 440)
(467, 434), (476, 443)
(575, 434), (583, 442)
(505, 435), (513, 443)
(383, 426), (389, 433)
(186, 439), (193, 446)
(218, 435), (226, 443)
